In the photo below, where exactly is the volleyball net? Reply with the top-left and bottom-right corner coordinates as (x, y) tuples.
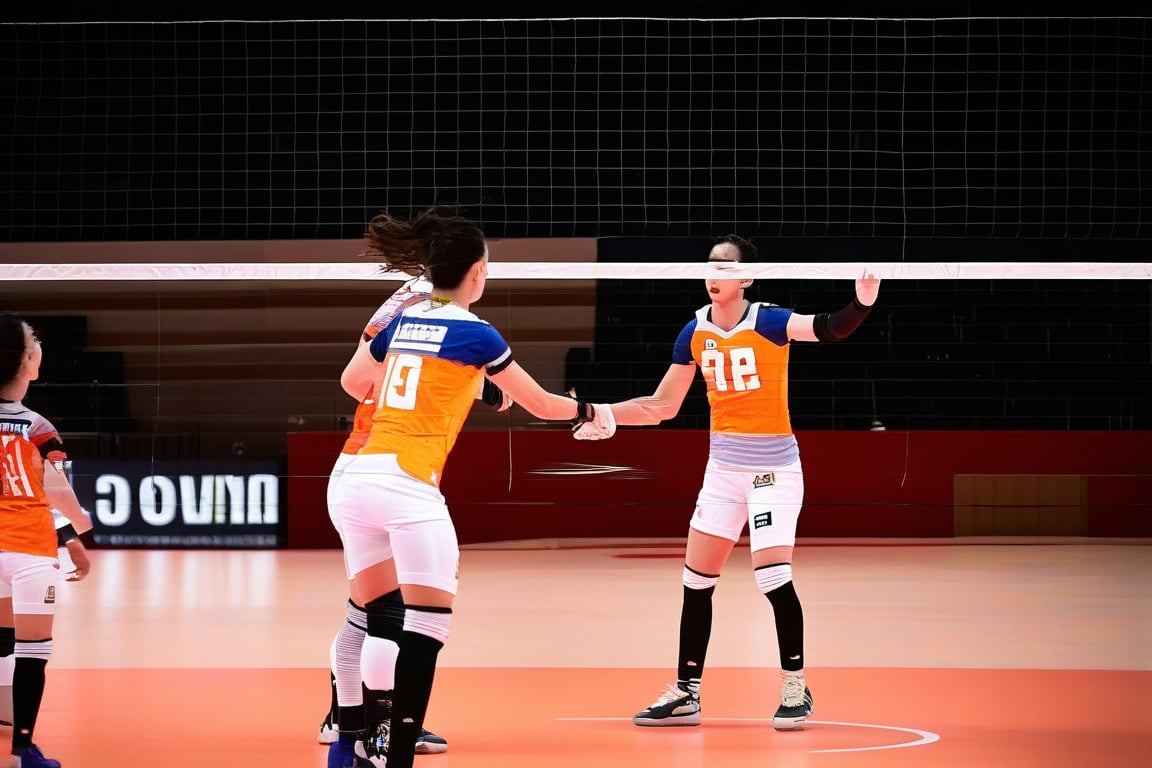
(1, 16), (1146, 240)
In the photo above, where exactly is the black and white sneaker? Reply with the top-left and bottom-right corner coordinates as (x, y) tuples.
(355, 720), (390, 768)
(772, 671), (813, 730)
(632, 683), (701, 727)
(318, 711), (339, 744)
(415, 728), (449, 754)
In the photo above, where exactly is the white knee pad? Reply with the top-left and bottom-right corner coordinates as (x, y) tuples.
(683, 566), (720, 590)
(755, 563), (793, 593)
(14, 639), (53, 663)
(360, 635), (399, 691)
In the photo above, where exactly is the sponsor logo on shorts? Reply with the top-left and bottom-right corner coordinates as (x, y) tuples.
(44, 585), (56, 604)
(753, 512), (773, 529)
(753, 473), (775, 488)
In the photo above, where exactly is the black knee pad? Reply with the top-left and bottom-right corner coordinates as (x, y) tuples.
(364, 589), (405, 639)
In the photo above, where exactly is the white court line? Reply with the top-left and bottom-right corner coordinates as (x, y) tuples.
(555, 717), (940, 754)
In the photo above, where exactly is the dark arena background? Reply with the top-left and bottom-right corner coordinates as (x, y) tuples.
(0, 3), (1148, 767)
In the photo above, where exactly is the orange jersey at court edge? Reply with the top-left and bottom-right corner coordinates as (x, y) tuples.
(341, 277), (433, 456)
(673, 302), (795, 436)
(359, 300), (512, 486)
(0, 402), (63, 557)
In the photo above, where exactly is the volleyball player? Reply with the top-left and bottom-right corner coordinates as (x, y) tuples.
(0, 311), (93, 768)
(334, 206), (611, 768)
(574, 236), (880, 730)
(321, 271), (510, 768)
(319, 275), (444, 767)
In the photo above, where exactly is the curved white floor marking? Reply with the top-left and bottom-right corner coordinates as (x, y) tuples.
(805, 719), (940, 753)
(555, 717), (940, 753)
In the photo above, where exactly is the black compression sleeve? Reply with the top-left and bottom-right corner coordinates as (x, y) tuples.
(813, 297), (873, 342)
(480, 378), (505, 409)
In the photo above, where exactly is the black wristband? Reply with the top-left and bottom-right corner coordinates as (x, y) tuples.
(56, 523), (78, 547)
(574, 399), (595, 424)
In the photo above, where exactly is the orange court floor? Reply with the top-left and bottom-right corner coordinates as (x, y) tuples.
(12, 539), (1152, 768)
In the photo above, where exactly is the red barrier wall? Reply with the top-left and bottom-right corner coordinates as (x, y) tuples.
(286, 430), (1152, 547)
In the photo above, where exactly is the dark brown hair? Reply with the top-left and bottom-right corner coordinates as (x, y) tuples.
(0, 310), (33, 387)
(712, 234), (758, 262)
(363, 206), (487, 289)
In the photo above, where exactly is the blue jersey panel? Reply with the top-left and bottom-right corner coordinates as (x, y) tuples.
(672, 318), (699, 365)
(755, 306), (793, 346)
(372, 315), (510, 369)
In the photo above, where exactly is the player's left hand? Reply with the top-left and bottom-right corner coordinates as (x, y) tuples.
(573, 403), (616, 440)
(64, 540), (90, 582)
(856, 269), (881, 307)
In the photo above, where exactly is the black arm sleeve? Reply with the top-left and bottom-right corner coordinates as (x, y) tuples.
(37, 438), (65, 458)
(480, 378), (506, 409)
(813, 298), (873, 342)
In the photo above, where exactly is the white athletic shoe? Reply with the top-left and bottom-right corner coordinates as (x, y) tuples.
(772, 670), (813, 730)
(317, 713), (339, 744)
(632, 683), (702, 727)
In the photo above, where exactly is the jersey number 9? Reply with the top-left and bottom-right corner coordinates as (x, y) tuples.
(380, 353), (424, 411)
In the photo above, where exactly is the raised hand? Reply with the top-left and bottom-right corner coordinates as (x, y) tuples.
(856, 269), (881, 307)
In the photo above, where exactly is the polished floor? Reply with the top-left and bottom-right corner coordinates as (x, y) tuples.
(13, 539), (1152, 767)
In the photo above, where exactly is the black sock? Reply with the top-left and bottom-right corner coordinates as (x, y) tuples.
(764, 581), (805, 671)
(387, 630), (444, 768)
(12, 655), (48, 749)
(337, 702), (365, 734)
(677, 584), (715, 685)
(0, 626), (14, 726)
(360, 589), (406, 730)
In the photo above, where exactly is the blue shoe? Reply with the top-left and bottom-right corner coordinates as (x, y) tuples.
(12, 744), (61, 768)
(415, 728), (448, 754)
(327, 739), (352, 768)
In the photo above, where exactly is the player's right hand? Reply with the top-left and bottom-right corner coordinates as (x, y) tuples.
(573, 403), (616, 440)
(856, 269), (881, 307)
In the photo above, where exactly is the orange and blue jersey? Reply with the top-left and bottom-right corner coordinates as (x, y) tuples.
(673, 302), (794, 437)
(0, 401), (63, 557)
(359, 300), (513, 486)
(341, 277), (432, 456)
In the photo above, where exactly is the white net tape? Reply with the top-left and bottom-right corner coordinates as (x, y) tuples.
(3, 261), (1149, 281)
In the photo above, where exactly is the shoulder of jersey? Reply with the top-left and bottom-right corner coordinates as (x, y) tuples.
(404, 303), (486, 323)
(404, 276), (434, 295)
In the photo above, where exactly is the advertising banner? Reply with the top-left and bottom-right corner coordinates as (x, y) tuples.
(72, 461), (281, 547)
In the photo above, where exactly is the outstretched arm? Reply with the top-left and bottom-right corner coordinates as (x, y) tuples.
(786, 271), (881, 342)
(487, 361), (584, 421)
(478, 376), (513, 412)
(602, 362), (696, 426)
